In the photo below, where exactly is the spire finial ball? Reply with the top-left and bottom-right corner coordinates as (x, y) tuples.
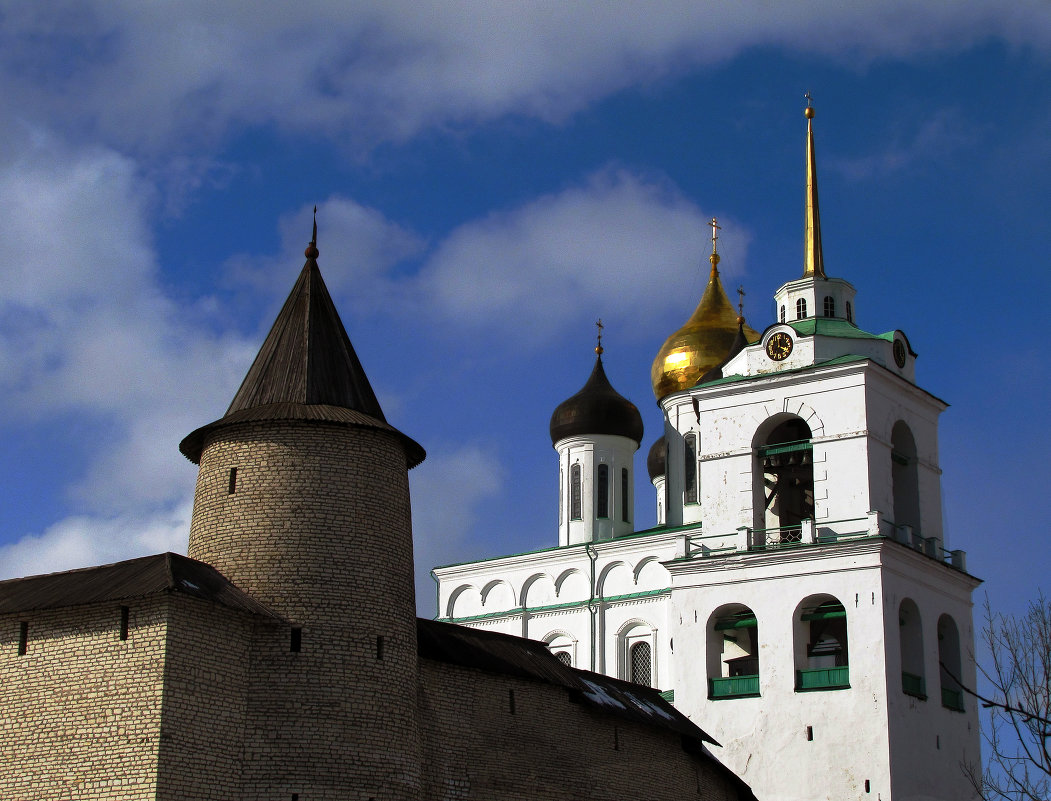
(305, 243), (319, 259)
(804, 106), (815, 119)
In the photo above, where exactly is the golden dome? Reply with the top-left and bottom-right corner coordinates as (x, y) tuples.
(651, 254), (759, 400)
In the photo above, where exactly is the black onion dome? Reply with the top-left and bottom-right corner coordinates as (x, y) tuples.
(549, 356), (644, 446)
(647, 435), (666, 481)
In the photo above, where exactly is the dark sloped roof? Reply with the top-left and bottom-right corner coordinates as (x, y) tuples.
(417, 618), (714, 744)
(549, 355), (644, 445)
(180, 255), (424, 467)
(0, 552), (281, 619)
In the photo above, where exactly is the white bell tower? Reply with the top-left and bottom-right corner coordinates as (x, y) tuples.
(654, 101), (981, 801)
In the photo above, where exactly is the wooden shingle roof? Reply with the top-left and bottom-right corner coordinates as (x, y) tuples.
(180, 250), (424, 467)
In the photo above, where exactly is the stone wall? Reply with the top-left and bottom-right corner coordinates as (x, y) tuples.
(189, 420), (423, 799)
(155, 596), (257, 801)
(0, 598), (168, 800)
(418, 658), (744, 801)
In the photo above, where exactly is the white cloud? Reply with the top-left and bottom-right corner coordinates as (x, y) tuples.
(413, 168), (749, 344)
(1, 2), (1046, 154)
(0, 130), (256, 545)
(0, 501), (192, 581)
(224, 196), (426, 314)
(408, 443), (505, 612)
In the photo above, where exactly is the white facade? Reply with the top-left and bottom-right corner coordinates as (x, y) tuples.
(433, 117), (981, 800)
(555, 433), (638, 545)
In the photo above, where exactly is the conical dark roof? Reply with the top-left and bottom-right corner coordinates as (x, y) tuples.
(549, 355), (644, 446)
(180, 248), (424, 467)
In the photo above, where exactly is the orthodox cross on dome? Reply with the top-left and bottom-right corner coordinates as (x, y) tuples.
(708, 217), (722, 274)
(737, 285), (746, 318)
(595, 318), (604, 356)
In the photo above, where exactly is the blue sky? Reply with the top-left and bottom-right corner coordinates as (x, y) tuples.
(0, 3), (1047, 622)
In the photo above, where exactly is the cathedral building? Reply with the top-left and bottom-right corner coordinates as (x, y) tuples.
(433, 105), (981, 801)
(0, 227), (753, 798)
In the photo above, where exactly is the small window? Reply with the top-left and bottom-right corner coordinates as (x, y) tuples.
(684, 433), (698, 505)
(796, 298), (808, 319)
(290, 627), (302, 653)
(554, 650), (572, 666)
(570, 464), (582, 521)
(597, 464), (609, 519)
(780, 304), (786, 323)
(823, 296), (835, 317)
(119, 606), (130, 641)
(621, 468), (630, 523)
(846, 301), (853, 323)
(630, 641), (652, 686)
(228, 467), (238, 494)
(18, 621), (28, 656)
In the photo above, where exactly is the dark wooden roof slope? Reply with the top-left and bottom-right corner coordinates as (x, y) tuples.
(419, 618), (712, 742)
(180, 254), (424, 467)
(0, 552), (281, 619)
(417, 619), (756, 799)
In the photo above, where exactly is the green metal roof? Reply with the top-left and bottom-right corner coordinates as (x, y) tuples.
(786, 317), (894, 342)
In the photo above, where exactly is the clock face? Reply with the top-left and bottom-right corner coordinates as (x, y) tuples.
(893, 339), (907, 368)
(765, 331), (793, 361)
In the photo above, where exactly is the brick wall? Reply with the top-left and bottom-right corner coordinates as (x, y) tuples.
(0, 598), (168, 800)
(418, 659), (744, 801)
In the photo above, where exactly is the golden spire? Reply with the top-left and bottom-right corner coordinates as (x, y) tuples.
(803, 94), (826, 279)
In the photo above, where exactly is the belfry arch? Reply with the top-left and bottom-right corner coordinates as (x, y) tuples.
(891, 421), (921, 530)
(752, 415), (815, 537)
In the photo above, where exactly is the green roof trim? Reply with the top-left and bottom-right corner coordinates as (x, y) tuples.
(659, 689), (675, 703)
(786, 317), (893, 341)
(701, 354), (869, 388)
(432, 523), (695, 572)
(439, 587), (671, 624)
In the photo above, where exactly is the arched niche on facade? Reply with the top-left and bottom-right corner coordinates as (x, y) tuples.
(794, 595), (849, 691)
(521, 573), (557, 610)
(555, 569), (589, 603)
(752, 414), (815, 538)
(891, 421), (921, 530)
(448, 584), (482, 619)
(707, 604), (760, 699)
(899, 598), (926, 700)
(597, 561), (633, 599)
(617, 619), (655, 687)
(480, 580), (516, 613)
(633, 556), (670, 592)
(937, 614), (964, 712)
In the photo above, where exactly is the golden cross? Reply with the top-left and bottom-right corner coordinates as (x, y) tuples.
(709, 217), (721, 255)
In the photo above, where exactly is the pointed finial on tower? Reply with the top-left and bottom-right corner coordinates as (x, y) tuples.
(595, 318), (604, 356)
(737, 285), (746, 325)
(708, 217), (722, 276)
(803, 94), (826, 279)
(305, 205), (320, 260)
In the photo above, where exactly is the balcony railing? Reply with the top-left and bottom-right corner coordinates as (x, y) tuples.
(941, 687), (965, 712)
(796, 666), (850, 691)
(677, 512), (968, 573)
(709, 675), (760, 699)
(902, 671), (927, 700)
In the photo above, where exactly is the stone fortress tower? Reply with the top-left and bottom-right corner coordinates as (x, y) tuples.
(0, 215), (753, 800)
(180, 224), (427, 798)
